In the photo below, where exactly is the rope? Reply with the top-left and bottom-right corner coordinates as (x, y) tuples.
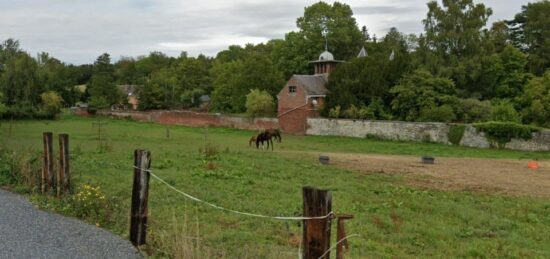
(134, 166), (333, 221)
(317, 234), (361, 259)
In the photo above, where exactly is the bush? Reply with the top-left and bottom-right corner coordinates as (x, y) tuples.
(343, 104), (360, 119)
(419, 105), (457, 122)
(474, 121), (539, 148)
(448, 124), (466, 145)
(460, 98), (492, 123)
(245, 89), (275, 118)
(40, 91), (63, 118)
(491, 101), (521, 123)
(0, 149), (41, 190)
(328, 105), (341, 118)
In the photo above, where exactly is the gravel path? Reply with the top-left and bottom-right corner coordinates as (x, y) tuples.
(0, 189), (142, 259)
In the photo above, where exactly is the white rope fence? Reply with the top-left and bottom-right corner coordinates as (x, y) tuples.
(136, 166), (334, 221)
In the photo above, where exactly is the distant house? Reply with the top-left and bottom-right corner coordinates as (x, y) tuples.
(118, 85), (139, 110)
(277, 50), (343, 134)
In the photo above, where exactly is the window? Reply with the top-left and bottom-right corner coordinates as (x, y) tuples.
(289, 86), (296, 94)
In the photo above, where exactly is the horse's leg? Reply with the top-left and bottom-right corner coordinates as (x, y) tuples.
(270, 138), (273, 151)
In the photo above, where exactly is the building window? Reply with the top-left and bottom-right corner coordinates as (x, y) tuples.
(289, 86), (296, 94)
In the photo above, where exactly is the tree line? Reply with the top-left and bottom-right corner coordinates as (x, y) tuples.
(0, 0), (549, 127)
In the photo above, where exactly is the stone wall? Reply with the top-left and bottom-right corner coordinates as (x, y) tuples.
(98, 110), (278, 131)
(306, 118), (550, 152)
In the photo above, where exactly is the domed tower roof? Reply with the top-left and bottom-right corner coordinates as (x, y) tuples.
(319, 50), (334, 61)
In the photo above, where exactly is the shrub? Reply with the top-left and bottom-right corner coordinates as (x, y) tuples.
(245, 89), (275, 118)
(448, 124), (466, 145)
(474, 121), (539, 148)
(343, 104), (360, 119)
(328, 105), (341, 118)
(88, 96), (109, 115)
(460, 98), (492, 123)
(0, 149), (41, 190)
(40, 91), (63, 118)
(419, 105), (457, 122)
(491, 101), (521, 123)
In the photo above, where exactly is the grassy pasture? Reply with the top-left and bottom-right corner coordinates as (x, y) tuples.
(1, 115), (550, 258)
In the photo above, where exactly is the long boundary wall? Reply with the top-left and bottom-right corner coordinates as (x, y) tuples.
(98, 110), (278, 131)
(306, 118), (550, 152)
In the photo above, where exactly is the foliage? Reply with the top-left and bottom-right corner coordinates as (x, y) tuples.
(419, 105), (457, 123)
(88, 53), (120, 106)
(0, 148), (41, 191)
(272, 2), (363, 78)
(474, 121), (539, 147)
(245, 89), (275, 118)
(390, 70), (459, 122)
(328, 105), (341, 118)
(87, 96), (109, 114)
(448, 124), (466, 145)
(420, 0), (493, 95)
(483, 45), (530, 99)
(520, 71), (550, 127)
(460, 98), (492, 123)
(508, 0), (550, 75)
(211, 52), (284, 113)
(491, 101), (521, 123)
(39, 91), (63, 118)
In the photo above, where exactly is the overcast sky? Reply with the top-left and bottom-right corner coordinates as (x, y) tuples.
(0, 0), (533, 64)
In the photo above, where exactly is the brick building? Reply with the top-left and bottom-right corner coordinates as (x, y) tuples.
(277, 50), (342, 134)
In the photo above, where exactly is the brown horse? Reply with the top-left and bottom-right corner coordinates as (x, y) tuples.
(255, 131), (274, 151)
(249, 136), (257, 147)
(264, 128), (282, 143)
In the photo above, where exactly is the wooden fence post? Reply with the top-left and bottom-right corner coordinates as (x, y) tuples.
(303, 186), (332, 259)
(58, 134), (70, 196)
(130, 149), (151, 247)
(42, 132), (54, 194)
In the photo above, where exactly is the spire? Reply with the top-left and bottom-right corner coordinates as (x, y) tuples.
(357, 46), (368, 58)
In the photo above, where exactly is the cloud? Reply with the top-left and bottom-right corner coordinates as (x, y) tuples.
(0, 0), (531, 64)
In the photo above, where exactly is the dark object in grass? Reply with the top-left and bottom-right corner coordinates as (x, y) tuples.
(319, 155), (330, 165)
(421, 156), (435, 164)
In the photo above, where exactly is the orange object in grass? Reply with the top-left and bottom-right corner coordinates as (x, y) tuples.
(528, 161), (539, 170)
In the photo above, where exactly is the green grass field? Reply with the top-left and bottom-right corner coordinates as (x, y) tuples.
(2, 115), (550, 258)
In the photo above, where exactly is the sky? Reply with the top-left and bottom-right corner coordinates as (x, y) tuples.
(0, 0), (533, 64)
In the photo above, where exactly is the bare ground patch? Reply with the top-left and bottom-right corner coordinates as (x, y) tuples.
(301, 152), (550, 198)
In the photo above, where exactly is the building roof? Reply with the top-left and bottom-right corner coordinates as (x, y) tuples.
(292, 74), (328, 96)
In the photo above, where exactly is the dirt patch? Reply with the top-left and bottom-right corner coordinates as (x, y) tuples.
(319, 153), (550, 198)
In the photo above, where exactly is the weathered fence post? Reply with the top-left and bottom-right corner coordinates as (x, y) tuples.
(42, 132), (54, 194)
(130, 149), (151, 247)
(303, 186), (332, 259)
(336, 214), (354, 259)
(58, 134), (70, 196)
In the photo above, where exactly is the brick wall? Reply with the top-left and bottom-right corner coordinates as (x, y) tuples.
(277, 78), (322, 134)
(98, 110), (278, 131)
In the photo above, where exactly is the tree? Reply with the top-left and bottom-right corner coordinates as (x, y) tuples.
(88, 53), (120, 106)
(324, 28), (412, 116)
(420, 0), (493, 96)
(483, 45), (530, 99)
(508, 0), (550, 75)
(245, 89), (275, 117)
(390, 70), (459, 122)
(272, 1), (363, 78)
(211, 52), (284, 113)
(520, 71), (550, 127)
(39, 91), (63, 118)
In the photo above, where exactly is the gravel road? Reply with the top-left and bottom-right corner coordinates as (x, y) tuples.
(0, 189), (142, 259)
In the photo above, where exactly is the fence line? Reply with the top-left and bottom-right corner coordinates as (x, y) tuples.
(136, 166), (334, 221)
(317, 234), (361, 259)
